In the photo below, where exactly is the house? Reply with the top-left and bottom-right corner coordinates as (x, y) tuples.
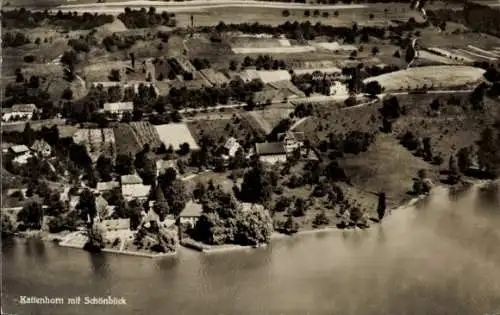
(100, 218), (130, 231)
(255, 142), (287, 164)
(178, 201), (203, 226)
(277, 131), (305, 155)
(30, 139), (52, 157)
(329, 81), (349, 97)
(241, 202), (265, 213)
(96, 181), (120, 193)
(102, 102), (134, 118)
(156, 159), (178, 178)
(223, 137), (241, 158)
(121, 173), (151, 201)
(2, 104), (37, 122)
(8, 145), (32, 164)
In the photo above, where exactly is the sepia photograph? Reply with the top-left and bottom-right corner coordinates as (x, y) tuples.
(1, 0), (500, 313)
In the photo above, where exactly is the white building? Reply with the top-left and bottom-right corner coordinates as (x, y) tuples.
(178, 201), (203, 226)
(255, 142), (287, 164)
(102, 102), (134, 118)
(223, 137), (241, 158)
(2, 104), (37, 122)
(121, 173), (151, 201)
(329, 81), (349, 97)
(277, 131), (305, 155)
(8, 145), (32, 164)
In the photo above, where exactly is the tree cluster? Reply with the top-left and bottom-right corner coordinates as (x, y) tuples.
(118, 7), (176, 28)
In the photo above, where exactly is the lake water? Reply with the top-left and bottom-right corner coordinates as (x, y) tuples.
(2, 185), (500, 315)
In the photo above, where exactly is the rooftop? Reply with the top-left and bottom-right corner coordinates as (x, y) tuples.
(121, 173), (143, 185)
(96, 181), (120, 192)
(11, 104), (37, 112)
(255, 142), (286, 156)
(179, 201), (203, 218)
(103, 102), (134, 112)
(277, 131), (305, 142)
(9, 145), (30, 154)
(224, 137), (240, 150)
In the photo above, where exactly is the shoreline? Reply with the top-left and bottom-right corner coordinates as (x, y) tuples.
(9, 180), (492, 256)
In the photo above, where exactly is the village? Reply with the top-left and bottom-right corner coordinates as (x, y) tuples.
(1, 0), (500, 257)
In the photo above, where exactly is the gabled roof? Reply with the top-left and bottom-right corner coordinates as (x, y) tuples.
(11, 104), (37, 112)
(255, 142), (286, 156)
(96, 181), (120, 192)
(277, 131), (305, 142)
(103, 102), (133, 112)
(121, 174), (143, 185)
(9, 145), (30, 154)
(179, 201), (203, 218)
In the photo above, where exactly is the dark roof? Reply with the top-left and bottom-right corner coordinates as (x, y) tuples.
(255, 142), (286, 156)
(179, 201), (203, 218)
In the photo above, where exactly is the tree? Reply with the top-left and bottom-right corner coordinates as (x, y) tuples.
(229, 60), (238, 71)
(60, 50), (78, 81)
(377, 192), (386, 221)
(430, 98), (441, 111)
(235, 209), (273, 246)
(334, 10), (339, 17)
(456, 146), (472, 173)
(22, 122), (36, 146)
(62, 87), (73, 100)
(369, 13), (374, 19)
(78, 188), (97, 224)
(380, 96), (401, 119)
(240, 161), (274, 204)
(304, 10), (310, 17)
(393, 50), (401, 58)
(109, 69), (121, 82)
(115, 154), (134, 175)
(163, 179), (188, 216)
(17, 201), (43, 229)
(2, 215), (15, 238)
(476, 127), (500, 176)
(371, 46), (380, 56)
(312, 211), (329, 228)
(470, 83), (487, 110)
(324, 160), (348, 182)
(422, 137), (432, 161)
(84, 225), (105, 252)
(96, 155), (113, 181)
(178, 142), (190, 155)
(282, 9), (290, 17)
(448, 155), (460, 184)
(279, 215), (299, 235)
(364, 80), (382, 97)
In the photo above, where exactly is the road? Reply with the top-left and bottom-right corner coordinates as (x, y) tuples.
(55, 0), (369, 13)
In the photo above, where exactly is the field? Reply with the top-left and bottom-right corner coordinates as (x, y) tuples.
(72, 128), (116, 162)
(244, 108), (294, 135)
(129, 122), (163, 149)
(364, 66), (486, 91)
(392, 94), (500, 160)
(113, 123), (142, 156)
(340, 133), (436, 206)
(187, 115), (259, 148)
(155, 123), (200, 151)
